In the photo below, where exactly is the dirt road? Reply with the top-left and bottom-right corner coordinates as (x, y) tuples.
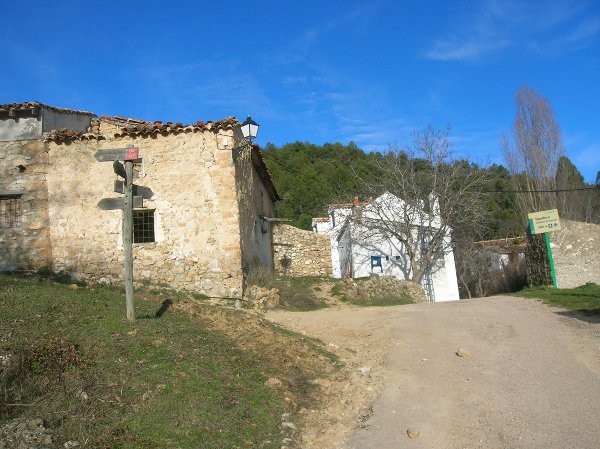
(267, 296), (600, 449)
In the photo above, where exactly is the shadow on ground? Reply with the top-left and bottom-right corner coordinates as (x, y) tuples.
(555, 309), (600, 324)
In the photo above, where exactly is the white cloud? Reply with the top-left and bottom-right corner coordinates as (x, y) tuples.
(424, 0), (599, 62)
(426, 39), (511, 62)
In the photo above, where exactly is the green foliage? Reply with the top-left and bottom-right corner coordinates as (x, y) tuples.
(264, 141), (528, 239)
(526, 233), (552, 287)
(263, 141), (378, 229)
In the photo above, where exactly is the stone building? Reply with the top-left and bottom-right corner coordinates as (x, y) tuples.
(0, 102), (94, 270)
(0, 102), (279, 298)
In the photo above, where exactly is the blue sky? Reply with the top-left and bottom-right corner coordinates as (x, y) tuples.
(2, 0), (599, 181)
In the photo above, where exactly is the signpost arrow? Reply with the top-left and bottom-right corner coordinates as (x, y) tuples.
(95, 147), (139, 162)
(98, 196), (143, 210)
(114, 181), (153, 199)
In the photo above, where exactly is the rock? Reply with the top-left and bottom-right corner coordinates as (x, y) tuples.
(265, 377), (283, 389)
(98, 277), (111, 286)
(280, 421), (297, 430)
(64, 441), (80, 449)
(27, 418), (43, 430)
(407, 428), (421, 439)
(76, 389), (89, 401)
(456, 348), (471, 357)
(358, 366), (371, 375)
(244, 285), (281, 309)
(311, 378), (331, 388)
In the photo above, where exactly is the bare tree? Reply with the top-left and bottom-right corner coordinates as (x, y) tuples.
(502, 85), (564, 217)
(352, 126), (490, 286)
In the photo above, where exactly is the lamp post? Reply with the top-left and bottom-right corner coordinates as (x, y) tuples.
(240, 116), (259, 141)
(232, 116), (259, 161)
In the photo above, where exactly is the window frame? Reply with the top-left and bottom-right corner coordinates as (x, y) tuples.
(132, 208), (156, 244)
(0, 194), (23, 229)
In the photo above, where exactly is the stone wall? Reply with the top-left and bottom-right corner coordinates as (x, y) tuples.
(272, 224), (332, 277)
(46, 128), (247, 298)
(550, 219), (600, 288)
(0, 140), (51, 270)
(233, 139), (276, 271)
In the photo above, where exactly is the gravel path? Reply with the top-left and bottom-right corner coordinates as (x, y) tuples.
(268, 296), (600, 449)
(349, 296), (600, 449)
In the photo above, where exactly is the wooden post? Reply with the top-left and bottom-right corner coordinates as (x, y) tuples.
(123, 158), (135, 321)
(96, 145), (140, 322)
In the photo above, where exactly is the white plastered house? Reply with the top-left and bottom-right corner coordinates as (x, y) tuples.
(312, 192), (460, 302)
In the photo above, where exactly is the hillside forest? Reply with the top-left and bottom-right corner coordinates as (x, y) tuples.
(262, 140), (600, 238)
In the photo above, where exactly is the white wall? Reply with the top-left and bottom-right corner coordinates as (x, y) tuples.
(0, 108), (93, 142)
(313, 206), (353, 278)
(348, 228), (459, 301)
(0, 116), (42, 141)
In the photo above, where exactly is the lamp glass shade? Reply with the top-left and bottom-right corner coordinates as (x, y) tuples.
(241, 116), (259, 139)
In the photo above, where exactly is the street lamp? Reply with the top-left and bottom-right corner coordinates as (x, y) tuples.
(240, 116), (259, 141)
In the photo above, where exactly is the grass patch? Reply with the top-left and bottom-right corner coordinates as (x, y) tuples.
(349, 296), (415, 307)
(514, 282), (600, 314)
(330, 278), (419, 307)
(246, 268), (328, 311)
(0, 272), (319, 448)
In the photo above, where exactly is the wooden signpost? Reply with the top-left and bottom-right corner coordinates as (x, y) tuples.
(528, 209), (561, 288)
(96, 144), (140, 322)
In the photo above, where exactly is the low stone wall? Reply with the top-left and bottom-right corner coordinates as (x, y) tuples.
(551, 219), (600, 288)
(272, 224), (332, 277)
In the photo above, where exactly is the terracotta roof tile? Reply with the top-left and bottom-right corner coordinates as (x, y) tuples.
(45, 116), (241, 143)
(0, 101), (94, 116)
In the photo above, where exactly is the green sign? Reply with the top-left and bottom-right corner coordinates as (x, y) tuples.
(528, 209), (561, 235)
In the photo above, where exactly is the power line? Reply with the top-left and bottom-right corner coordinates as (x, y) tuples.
(480, 186), (599, 194)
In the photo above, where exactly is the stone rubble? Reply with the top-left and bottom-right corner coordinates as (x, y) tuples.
(243, 285), (280, 309)
(0, 418), (57, 449)
(342, 276), (428, 303)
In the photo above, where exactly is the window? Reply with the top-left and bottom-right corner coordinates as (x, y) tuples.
(0, 196), (22, 229)
(133, 209), (155, 243)
(371, 255), (383, 273)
